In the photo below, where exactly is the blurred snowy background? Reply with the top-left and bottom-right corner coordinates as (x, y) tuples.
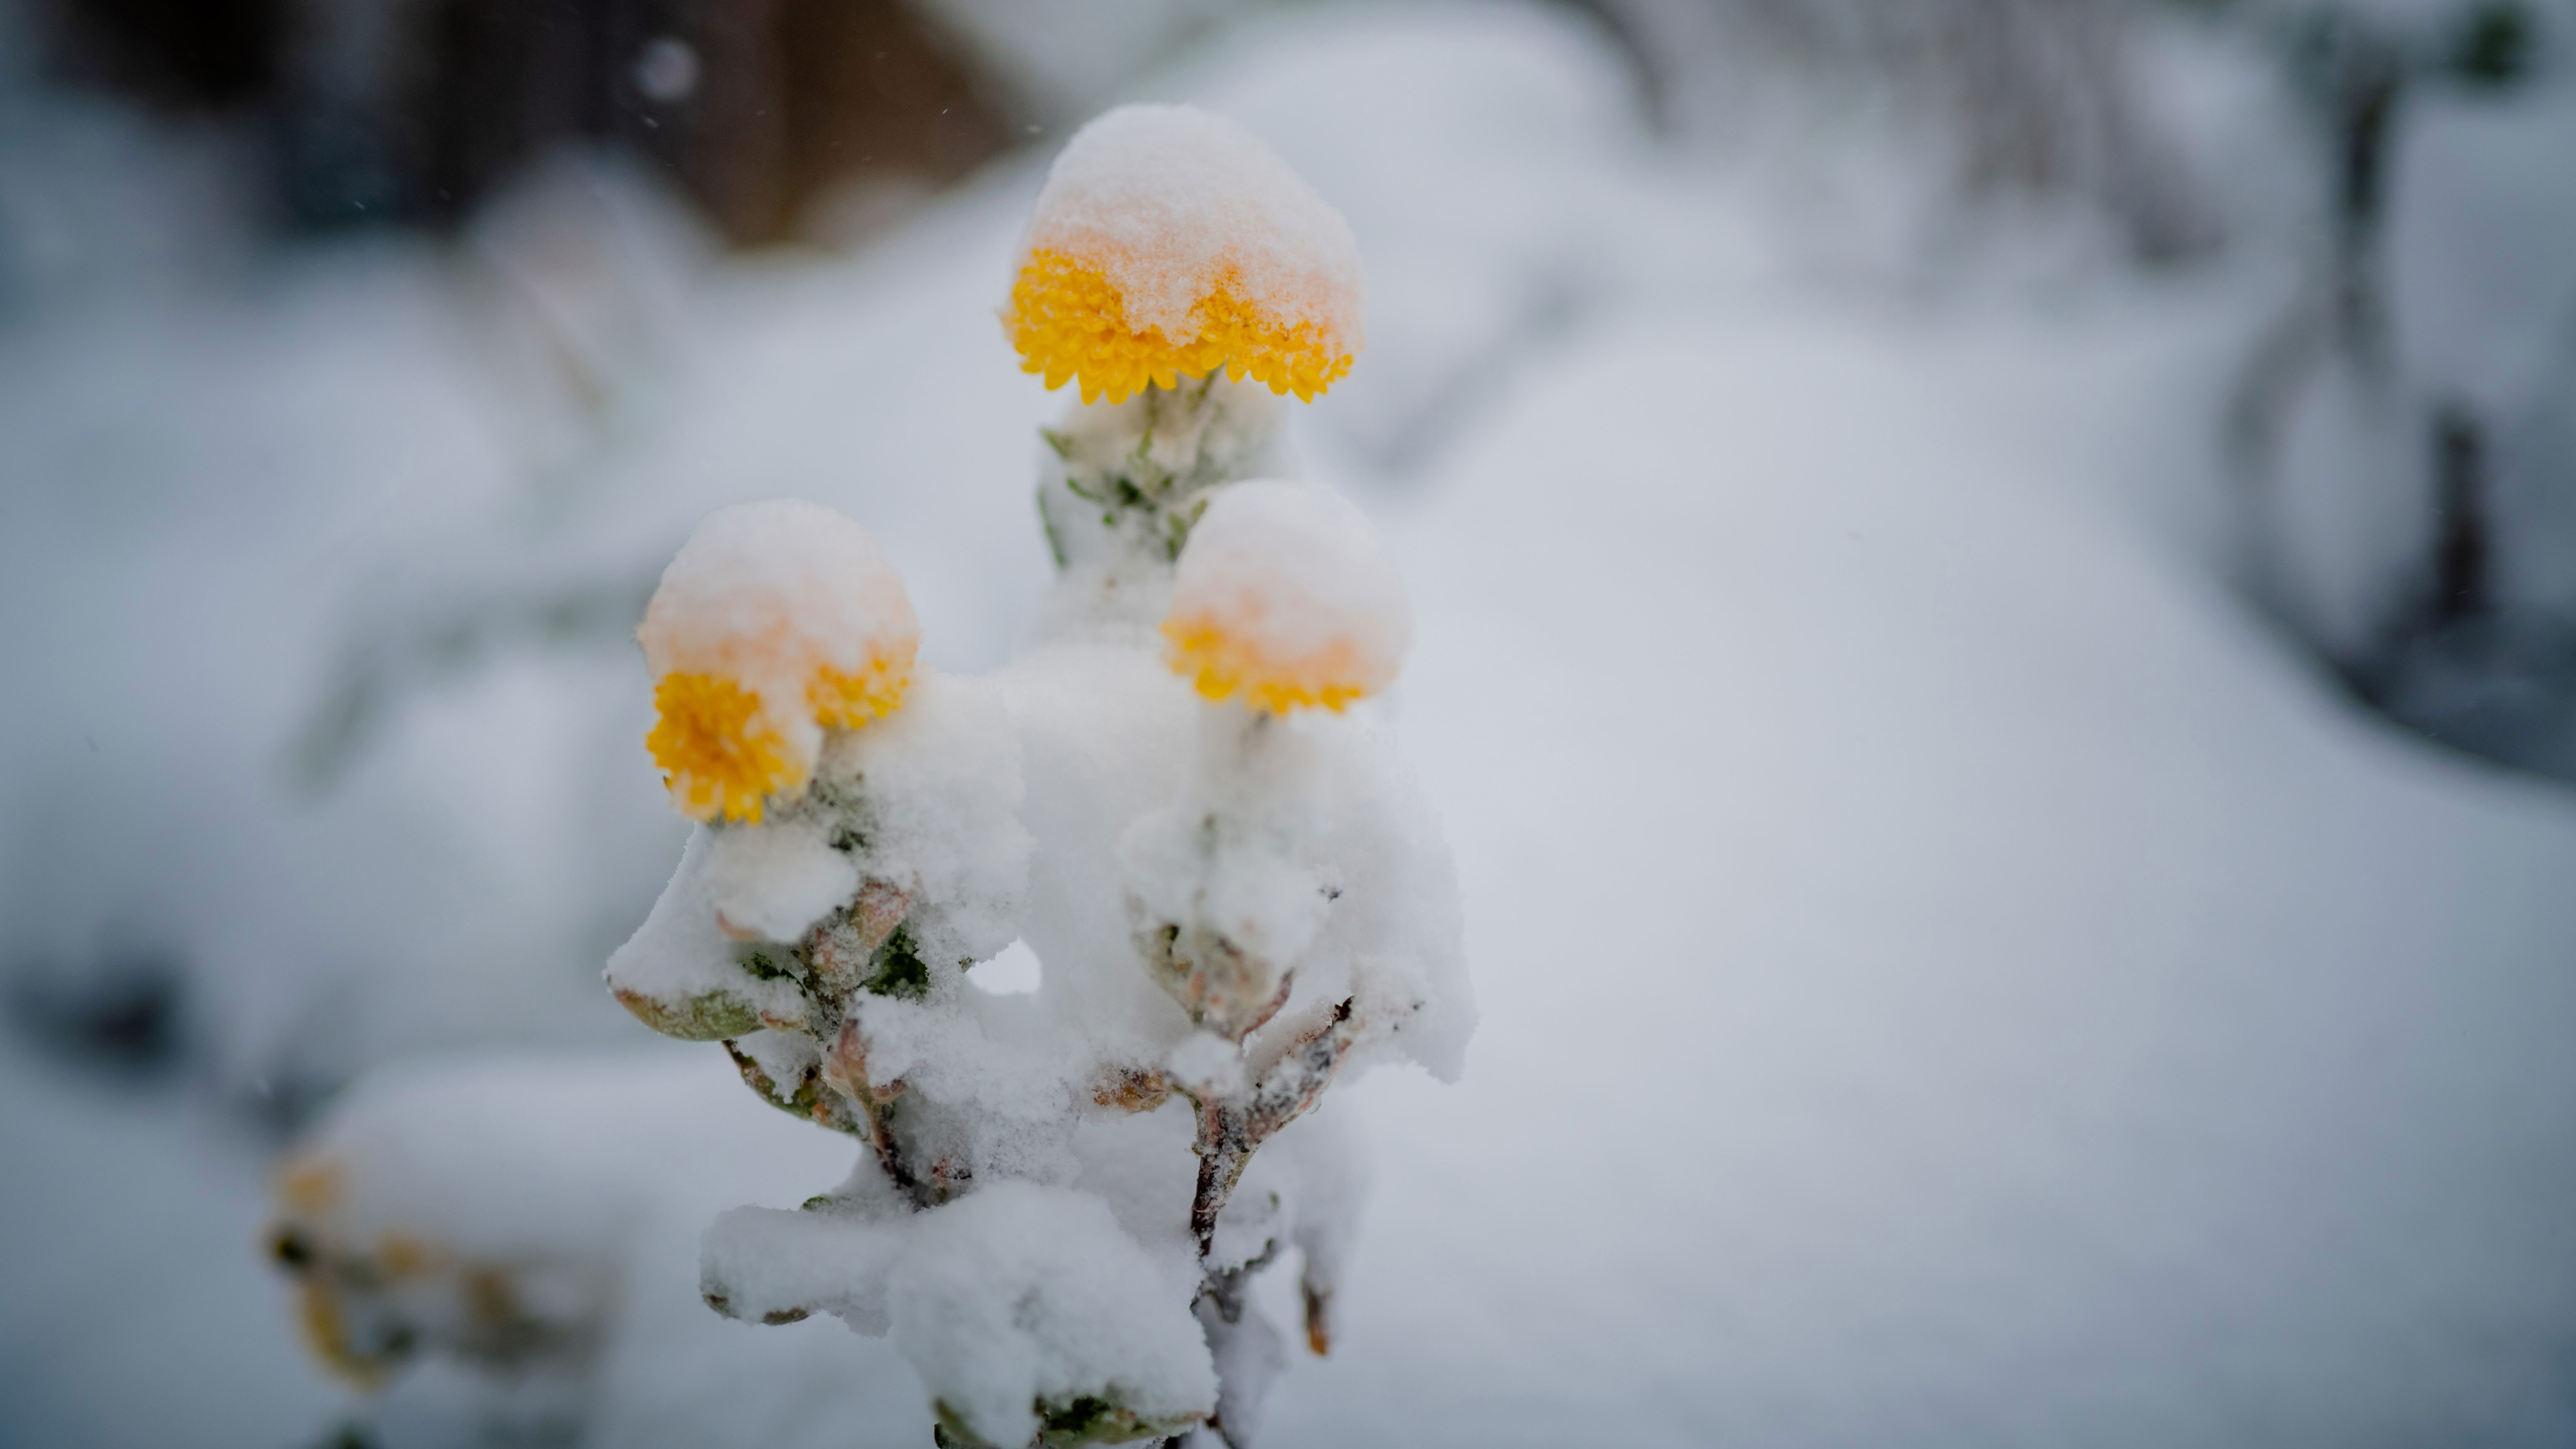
(4, 0), (2576, 1444)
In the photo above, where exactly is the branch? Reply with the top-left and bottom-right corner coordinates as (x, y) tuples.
(1187, 997), (1358, 1258)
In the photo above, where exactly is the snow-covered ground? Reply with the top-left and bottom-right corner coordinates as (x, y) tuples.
(1298, 308), (2576, 1448)
(5, 3), (2575, 1446)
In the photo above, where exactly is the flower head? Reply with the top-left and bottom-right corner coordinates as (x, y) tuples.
(268, 1150), (448, 1387)
(1004, 104), (1364, 406)
(639, 500), (920, 822)
(1162, 481), (1409, 713)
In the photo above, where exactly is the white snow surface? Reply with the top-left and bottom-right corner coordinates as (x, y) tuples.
(1016, 103), (1365, 351)
(7, 4), (2576, 1448)
(711, 1182), (1217, 1448)
(607, 827), (812, 1025)
(2386, 77), (2576, 421)
(996, 642), (1205, 1063)
(1119, 701), (1474, 1081)
(822, 670), (1033, 972)
(704, 818), (860, 944)
(1273, 310), (2576, 1447)
(292, 1050), (827, 1263)
(1164, 1028), (1250, 1097)
(1169, 479), (1412, 699)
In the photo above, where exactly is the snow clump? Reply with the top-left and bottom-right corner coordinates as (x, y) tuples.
(1162, 479), (1412, 713)
(706, 1181), (1217, 1449)
(638, 499), (921, 823)
(1005, 103), (1366, 404)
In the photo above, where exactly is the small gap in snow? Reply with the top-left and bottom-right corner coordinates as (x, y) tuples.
(969, 939), (1044, 995)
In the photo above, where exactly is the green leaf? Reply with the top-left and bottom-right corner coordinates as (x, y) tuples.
(861, 926), (931, 1000)
(929, 1393), (1201, 1448)
(612, 986), (762, 1042)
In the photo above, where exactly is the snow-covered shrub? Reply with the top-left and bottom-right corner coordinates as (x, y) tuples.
(2229, 0), (2576, 774)
(263, 1050), (892, 1448)
(269, 1062), (669, 1435)
(600, 104), (1471, 1449)
(1580, 0), (2225, 262)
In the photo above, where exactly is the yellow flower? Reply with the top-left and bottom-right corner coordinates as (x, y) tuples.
(1160, 481), (1409, 715)
(812, 656), (913, 729)
(294, 1279), (383, 1388)
(644, 672), (803, 825)
(1004, 104), (1363, 408)
(1163, 617), (1375, 714)
(1008, 249), (1355, 406)
(638, 501), (921, 823)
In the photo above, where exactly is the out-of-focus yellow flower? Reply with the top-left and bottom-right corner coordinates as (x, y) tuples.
(269, 1150), (386, 1387)
(812, 656), (912, 729)
(294, 1278), (382, 1387)
(638, 501), (920, 823)
(1164, 617), (1375, 714)
(1161, 480), (1409, 715)
(1004, 104), (1363, 408)
(277, 1153), (342, 1216)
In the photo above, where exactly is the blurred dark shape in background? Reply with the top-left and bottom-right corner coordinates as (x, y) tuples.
(1580, 0), (2223, 263)
(34, 0), (288, 111)
(27, 0), (1011, 243)
(12, 0), (2259, 260)
(5, 941), (188, 1077)
(2224, 0), (2576, 780)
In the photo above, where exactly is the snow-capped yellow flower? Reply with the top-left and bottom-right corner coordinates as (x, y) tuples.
(639, 500), (920, 823)
(1161, 481), (1409, 714)
(1003, 104), (1364, 407)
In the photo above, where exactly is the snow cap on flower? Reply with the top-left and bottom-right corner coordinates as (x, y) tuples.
(1163, 481), (1408, 713)
(1004, 103), (1365, 406)
(640, 500), (920, 823)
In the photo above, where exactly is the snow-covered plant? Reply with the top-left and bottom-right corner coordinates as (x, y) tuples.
(2226, 0), (2576, 776)
(267, 1060), (706, 1443)
(1003, 104), (1363, 408)
(263, 1053), (868, 1447)
(271, 1111), (618, 1419)
(603, 104), (1472, 1449)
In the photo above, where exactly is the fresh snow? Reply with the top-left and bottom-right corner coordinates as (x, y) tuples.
(1017, 104), (1365, 351)
(637, 498), (923, 797)
(1167, 479), (1412, 701)
(4, 3), (2576, 1447)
